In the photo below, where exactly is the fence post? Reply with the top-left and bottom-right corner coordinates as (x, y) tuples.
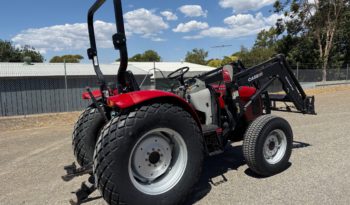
(64, 60), (69, 112)
(153, 61), (156, 89)
(296, 62), (299, 81)
(347, 64), (349, 81)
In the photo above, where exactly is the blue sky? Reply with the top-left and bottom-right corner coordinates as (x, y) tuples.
(0, 0), (280, 63)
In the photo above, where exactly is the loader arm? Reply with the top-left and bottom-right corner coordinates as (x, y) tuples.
(233, 54), (316, 115)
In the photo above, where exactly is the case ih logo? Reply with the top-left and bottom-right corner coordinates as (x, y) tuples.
(248, 72), (263, 82)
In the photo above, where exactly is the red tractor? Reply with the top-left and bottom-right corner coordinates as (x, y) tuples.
(62, 0), (316, 204)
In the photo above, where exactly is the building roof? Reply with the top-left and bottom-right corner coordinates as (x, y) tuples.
(0, 62), (215, 78)
(121, 62), (214, 72)
(115, 62), (215, 78)
(0, 63), (148, 77)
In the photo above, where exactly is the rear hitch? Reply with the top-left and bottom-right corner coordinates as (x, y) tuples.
(62, 162), (93, 182)
(62, 163), (97, 204)
(69, 175), (97, 205)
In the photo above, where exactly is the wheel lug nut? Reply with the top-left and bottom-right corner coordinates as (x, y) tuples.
(145, 159), (148, 161)
(148, 164), (151, 167)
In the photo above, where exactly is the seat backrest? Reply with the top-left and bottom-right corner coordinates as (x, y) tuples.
(222, 64), (234, 83)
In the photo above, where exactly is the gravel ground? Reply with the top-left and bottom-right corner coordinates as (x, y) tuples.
(0, 86), (349, 205)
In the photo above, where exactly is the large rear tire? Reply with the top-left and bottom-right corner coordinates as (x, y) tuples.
(93, 103), (204, 205)
(72, 106), (106, 166)
(243, 115), (293, 176)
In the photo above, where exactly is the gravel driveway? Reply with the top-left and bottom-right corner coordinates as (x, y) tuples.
(0, 86), (349, 205)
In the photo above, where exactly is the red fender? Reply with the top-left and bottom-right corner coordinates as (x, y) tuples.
(107, 90), (202, 130)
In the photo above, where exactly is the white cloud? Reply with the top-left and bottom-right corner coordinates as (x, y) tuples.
(160, 11), (178, 21)
(179, 5), (208, 17)
(219, 0), (276, 12)
(12, 8), (169, 52)
(173, 21), (209, 33)
(12, 21), (116, 53)
(183, 12), (282, 39)
(124, 8), (169, 39)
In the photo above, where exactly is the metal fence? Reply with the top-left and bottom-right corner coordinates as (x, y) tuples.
(0, 75), (151, 116)
(0, 63), (349, 117)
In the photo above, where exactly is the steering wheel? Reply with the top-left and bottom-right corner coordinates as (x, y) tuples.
(167, 66), (190, 85)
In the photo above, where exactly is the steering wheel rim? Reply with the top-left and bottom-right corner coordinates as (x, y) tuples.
(167, 67), (190, 80)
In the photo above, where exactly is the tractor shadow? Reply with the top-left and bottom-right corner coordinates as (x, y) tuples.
(185, 140), (311, 204)
(185, 144), (245, 205)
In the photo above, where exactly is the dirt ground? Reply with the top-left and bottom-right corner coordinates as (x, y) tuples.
(0, 85), (350, 205)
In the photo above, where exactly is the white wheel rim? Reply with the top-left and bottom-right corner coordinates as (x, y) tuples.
(263, 129), (287, 164)
(128, 128), (188, 195)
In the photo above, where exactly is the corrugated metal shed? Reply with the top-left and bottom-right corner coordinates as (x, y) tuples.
(0, 62), (215, 78)
(0, 63), (148, 77)
(113, 62), (216, 78)
(120, 62), (215, 72)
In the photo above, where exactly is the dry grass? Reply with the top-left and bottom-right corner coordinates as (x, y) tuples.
(0, 112), (80, 132)
(304, 84), (350, 95)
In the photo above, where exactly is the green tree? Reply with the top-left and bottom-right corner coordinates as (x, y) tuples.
(234, 46), (276, 67)
(22, 45), (44, 62)
(221, 56), (238, 66)
(185, 48), (208, 65)
(0, 40), (44, 63)
(207, 59), (222, 67)
(254, 28), (278, 49)
(142, 50), (161, 62)
(50, 55), (84, 63)
(128, 50), (161, 62)
(129, 54), (143, 62)
(273, 0), (350, 81)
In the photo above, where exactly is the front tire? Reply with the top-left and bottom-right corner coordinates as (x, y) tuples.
(93, 103), (204, 205)
(243, 115), (293, 176)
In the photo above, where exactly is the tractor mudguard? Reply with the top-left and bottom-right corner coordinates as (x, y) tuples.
(107, 90), (202, 130)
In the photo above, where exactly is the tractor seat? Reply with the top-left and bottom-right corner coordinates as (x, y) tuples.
(222, 64), (234, 83)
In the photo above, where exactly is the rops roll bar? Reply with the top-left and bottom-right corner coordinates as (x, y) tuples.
(87, 0), (128, 93)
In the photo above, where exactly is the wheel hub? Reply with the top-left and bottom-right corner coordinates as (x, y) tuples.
(149, 152), (161, 164)
(128, 128), (188, 195)
(263, 129), (287, 164)
(268, 141), (276, 150)
(131, 135), (172, 181)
